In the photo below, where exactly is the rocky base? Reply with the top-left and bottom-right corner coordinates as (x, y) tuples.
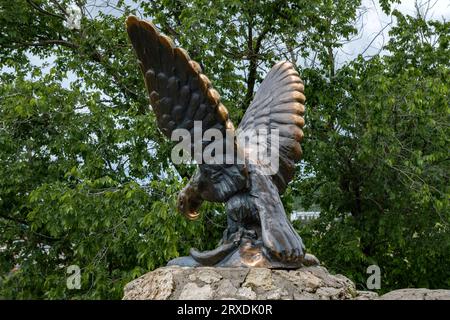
(379, 288), (450, 300)
(123, 266), (450, 300)
(124, 266), (357, 300)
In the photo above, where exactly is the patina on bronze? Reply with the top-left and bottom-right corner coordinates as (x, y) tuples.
(126, 16), (319, 268)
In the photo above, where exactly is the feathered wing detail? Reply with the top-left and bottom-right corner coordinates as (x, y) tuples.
(126, 16), (235, 153)
(126, 16), (247, 204)
(237, 61), (305, 193)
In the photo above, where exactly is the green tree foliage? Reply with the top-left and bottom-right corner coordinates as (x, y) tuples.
(0, 0), (448, 298)
(295, 9), (450, 292)
(0, 0), (228, 299)
(0, 71), (227, 298)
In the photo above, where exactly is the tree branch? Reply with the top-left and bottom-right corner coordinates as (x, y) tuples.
(49, 0), (68, 17)
(26, 0), (65, 20)
(20, 39), (79, 50)
(244, 25), (272, 109)
(0, 213), (27, 225)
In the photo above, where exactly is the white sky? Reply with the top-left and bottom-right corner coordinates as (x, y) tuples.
(339, 0), (450, 65)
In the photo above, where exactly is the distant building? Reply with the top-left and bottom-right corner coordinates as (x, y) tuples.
(291, 211), (320, 222)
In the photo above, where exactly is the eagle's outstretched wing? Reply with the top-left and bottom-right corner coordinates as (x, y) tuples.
(126, 16), (235, 152)
(126, 16), (248, 206)
(237, 61), (305, 193)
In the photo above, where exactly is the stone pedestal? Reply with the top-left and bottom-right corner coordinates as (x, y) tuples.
(123, 266), (450, 300)
(123, 266), (358, 300)
(380, 288), (450, 300)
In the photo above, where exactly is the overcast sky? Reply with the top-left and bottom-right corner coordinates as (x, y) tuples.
(338, 0), (450, 65)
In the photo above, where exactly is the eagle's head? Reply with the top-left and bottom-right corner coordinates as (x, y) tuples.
(177, 164), (248, 220)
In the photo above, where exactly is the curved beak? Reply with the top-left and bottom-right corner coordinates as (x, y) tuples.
(184, 210), (200, 221)
(177, 185), (203, 221)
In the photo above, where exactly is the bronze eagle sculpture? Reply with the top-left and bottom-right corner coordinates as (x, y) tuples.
(126, 16), (318, 268)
